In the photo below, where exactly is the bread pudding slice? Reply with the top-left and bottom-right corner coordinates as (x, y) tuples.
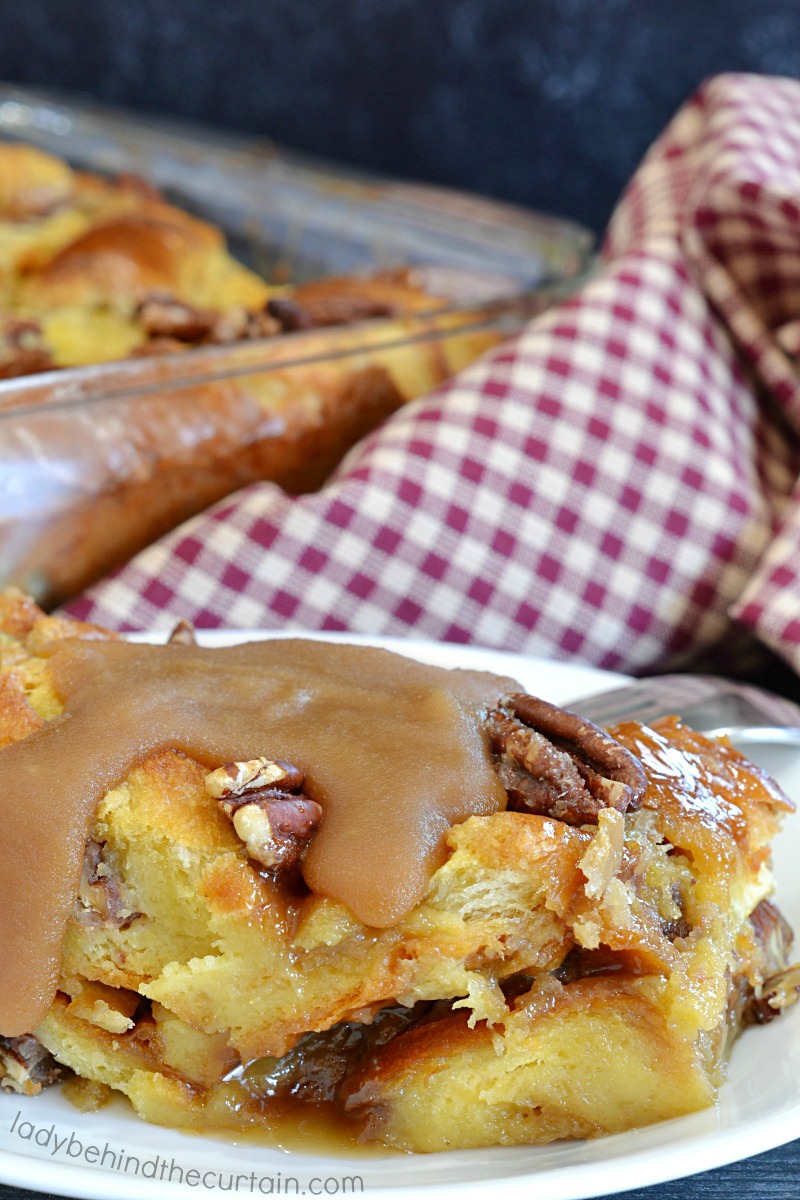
(0, 589), (796, 1152)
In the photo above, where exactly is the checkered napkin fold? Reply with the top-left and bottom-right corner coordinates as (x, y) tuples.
(66, 73), (800, 680)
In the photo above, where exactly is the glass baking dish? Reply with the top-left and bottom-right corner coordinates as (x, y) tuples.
(0, 84), (594, 607)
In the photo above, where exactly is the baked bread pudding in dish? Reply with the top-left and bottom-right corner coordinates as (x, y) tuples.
(0, 141), (449, 376)
(0, 588), (797, 1153)
(0, 143), (507, 606)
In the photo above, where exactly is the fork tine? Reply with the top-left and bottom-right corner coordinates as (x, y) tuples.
(568, 681), (667, 728)
(569, 674), (800, 736)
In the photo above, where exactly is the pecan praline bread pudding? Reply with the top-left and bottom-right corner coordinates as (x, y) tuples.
(0, 588), (797, 1153)
(0, 141), (458, 375)
(0, 143), (506, 605)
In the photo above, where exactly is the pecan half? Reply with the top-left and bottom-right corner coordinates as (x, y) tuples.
(267, 293), (395, 332)
(136, 294), (281, 349)
(207, 757), (321, 873)
(137, 295), (218, 343)
(487, 694), (646, 824)
(0, 1035), (63, 1096)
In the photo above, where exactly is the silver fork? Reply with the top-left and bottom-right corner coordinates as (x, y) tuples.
(569, 673), (800, 749)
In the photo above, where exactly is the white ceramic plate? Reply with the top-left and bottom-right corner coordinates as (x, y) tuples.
(2, 633), (800, 1200)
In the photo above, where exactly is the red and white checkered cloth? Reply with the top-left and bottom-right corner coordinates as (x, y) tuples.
(66, 73), (800, 679)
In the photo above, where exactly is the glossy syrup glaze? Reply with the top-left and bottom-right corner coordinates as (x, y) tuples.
(0, 637), (510, 1037)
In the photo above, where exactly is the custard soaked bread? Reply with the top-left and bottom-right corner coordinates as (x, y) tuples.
(0, 590), (797, 1151)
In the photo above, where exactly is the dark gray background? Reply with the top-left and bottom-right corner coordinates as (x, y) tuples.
(2, 0), (800, 236)
(2, 1), (800, 1194)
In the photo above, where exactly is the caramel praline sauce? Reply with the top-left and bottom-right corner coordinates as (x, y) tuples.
(0, 637), (509, 1037)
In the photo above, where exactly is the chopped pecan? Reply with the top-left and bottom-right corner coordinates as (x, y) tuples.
(0, 317), (53, 378)
(137, 295), (218, 343)
(745, 900), (800, 1023)
(210, 306), (281, 343)
(266, 296), (315, 332)
(661, 883), (691, 941)
(487, 694), (646, 824)
(661, 914), (692, 941)
(4, 317), (43, 345)
(205, 306), (251, 343)
(207, 757), (321, 873)
(267, 293), (395, 332)
(0, 347), (53, 378)
(241, 309), (283, 339)
(227, 792), (323, 872)
(736, 901), (800, 1025)
(136, 294), (281, 348)
(747, 964), (800, 1024)
(73, 840), (142, 930)
(0, 1035), (63, 1096)
(167, 618), (197, 646)
(205, 756), (305, 799)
